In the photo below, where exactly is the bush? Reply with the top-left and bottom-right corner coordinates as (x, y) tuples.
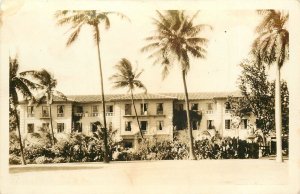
(35, 156), (53, 164)
(9, 154), (21, 165)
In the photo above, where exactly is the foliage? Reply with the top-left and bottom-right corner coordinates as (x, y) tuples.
(35, 156), (54, 164)
(252, 10), (289, 67)
(141, 10), (211, 159)
(109, 58), (147, 138)
(227, 59), (289, 134)
(141, 10), (210, 78)
(173, 109), (202, 130)
(55, 10), (129, 163)
(10, 131), (262, 165)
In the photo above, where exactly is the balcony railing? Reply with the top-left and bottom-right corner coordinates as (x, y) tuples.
(91, 112), (99, 117)
(74, 113), (83, 117)
(40, 113), (50, 118)
(141, 111), (148, 116)
(156, 111), (163, 115)
(106, 112), (114, 116)
(206, 110), (213, 114)
(57, 113), (64, 117)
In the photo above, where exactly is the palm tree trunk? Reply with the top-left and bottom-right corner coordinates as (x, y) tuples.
(49, 103), (55, 145)
(130, 89), (143, 139)
(14, 107), (26, 165)
(182, 70), (196, 160)
(95, 25), (109, 163)
(275, 64), (283, 162)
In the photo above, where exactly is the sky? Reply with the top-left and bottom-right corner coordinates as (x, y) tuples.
(1, 4), (287, 95)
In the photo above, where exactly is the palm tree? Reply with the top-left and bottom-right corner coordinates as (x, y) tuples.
(141, 10), (211, 160)
(252, 10), (289, 162)
(55, 10), (129, 163)
(9, 57), (41, 165)
(110, 58), (147, 139)
(21, 69), (66, 146)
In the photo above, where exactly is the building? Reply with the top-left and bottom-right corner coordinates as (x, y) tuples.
(18, 91), (256, 147)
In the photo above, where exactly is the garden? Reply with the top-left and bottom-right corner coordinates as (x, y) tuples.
(9, 129), (263, 165)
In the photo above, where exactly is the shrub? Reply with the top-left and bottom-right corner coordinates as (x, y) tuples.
(9, 154), (21, 165)
(9, 132), (21, 157)
(52, 157), (67, 163)
(35, 156), (53, 164)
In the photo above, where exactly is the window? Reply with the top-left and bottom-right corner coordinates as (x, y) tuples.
(42, 123), (49, 131)
(178, 104), (184, 111)
(225, 102), (231, 113)
(140, 103), (148, 115)
(241, 119), (248, 129)
(57, 105), (64, 117)
(207, 103), (213, 110)
(90, 122), (98, 132)
(156, 103), (164, 115)
(140, 121), (148, 131)
(76, 106), (83, 113)
(106, 105), (114, 116)
(27, 123), (34, 133)
(207, 120), (215, 129)
(125, 104), (132, 115)
(91, 105), (99, 116)
(192, 121), (198, 130)
(157, 121), (164, 130)
(124, 141), (133, 148)
(225, 102), (231, 110)
(191, 103), (198, 111)
(125, 121), (132, 131)
(74, 122), (82, 132)
(206, 103), (213, 114)
(27, 106), (34, 117)
(225, 119), (231, 129)
(42, 106), (50, 117)
(57, 123), (64, 133)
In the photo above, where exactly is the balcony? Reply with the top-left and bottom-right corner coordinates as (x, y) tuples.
(91, 112), (99, 117)
(106, 112), (114, 116)
(141, 111), (148, 116)
(40, 113), (50, 118)
(74, 113), (83, 117)
(57, 113), (64, 117)
(156, 111), (164, 115)
(123, 112), (165, 118)
(206, 110), (214, 114)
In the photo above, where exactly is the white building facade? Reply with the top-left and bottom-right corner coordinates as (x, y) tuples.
(18, 92), (256, 147)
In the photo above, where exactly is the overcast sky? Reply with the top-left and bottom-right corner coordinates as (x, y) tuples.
(1, 5), (287, 95)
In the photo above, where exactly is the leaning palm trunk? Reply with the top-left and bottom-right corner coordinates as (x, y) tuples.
(49, 103), (55, 145)
(95, 25), (109, 163)
(13, 106), (26, 165)
(130, 89), (143, 139)
(275, 64), (283, 162)
(182, 70), (196, 160)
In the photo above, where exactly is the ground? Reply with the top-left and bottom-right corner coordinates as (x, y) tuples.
(3, 159), (292, 194)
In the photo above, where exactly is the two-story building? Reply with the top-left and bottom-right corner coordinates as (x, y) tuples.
(18, 91), (256, 147)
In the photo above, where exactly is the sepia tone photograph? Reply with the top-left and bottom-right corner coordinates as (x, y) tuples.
(0, 0), (299, 194)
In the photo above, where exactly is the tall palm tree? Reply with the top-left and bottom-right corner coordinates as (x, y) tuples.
(55, 10), (129, 163)
(252, 10), (289, 162)
(9, 57), (41, 165)
(110, 58), (147, 139)
(21, 69), (66, 146)
(141, 10), (211, 160)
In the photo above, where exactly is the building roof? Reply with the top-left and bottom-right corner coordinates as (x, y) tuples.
(67, 94), (123, 103)
(161, 91), (242, 100)
(109, 93), (177, 101)
(19, 91), (241, 104)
